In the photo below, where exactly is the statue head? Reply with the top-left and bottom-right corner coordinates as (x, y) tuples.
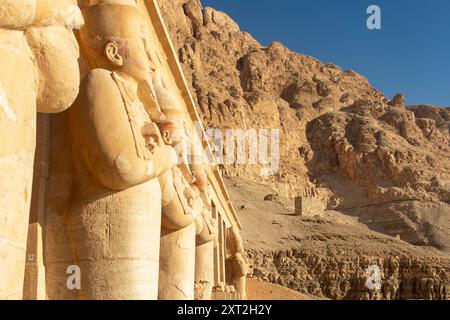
(79, 2), (157, 84)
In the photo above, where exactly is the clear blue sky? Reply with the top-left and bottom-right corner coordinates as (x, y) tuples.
(202, 0), (450, 107)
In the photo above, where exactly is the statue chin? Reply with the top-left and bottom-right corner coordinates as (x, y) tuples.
(25, 26), (80, 113)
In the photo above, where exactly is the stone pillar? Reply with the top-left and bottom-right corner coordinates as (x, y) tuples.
(295, 196), (303, 216)
(157, 162), (198, 300)
(194, 241), (215, 300)
(66, 180), (163, 300)
(227, 227), (249, 300)
(219, 219), (227, 283)
(159, 223), (196, 300)
(194, 207), (216, 300)
(23, 114), (50, 300)
(44, 113), (78, 300)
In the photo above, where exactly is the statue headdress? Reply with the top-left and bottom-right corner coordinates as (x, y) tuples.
(78, 0), (149, 68)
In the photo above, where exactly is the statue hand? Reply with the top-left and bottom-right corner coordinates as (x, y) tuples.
(142, 122), (164, 152)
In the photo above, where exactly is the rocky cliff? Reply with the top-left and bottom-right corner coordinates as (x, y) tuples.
(158, 0), (450, 299)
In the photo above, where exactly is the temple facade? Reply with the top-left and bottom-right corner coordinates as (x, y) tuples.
(0, 0), (246, 300)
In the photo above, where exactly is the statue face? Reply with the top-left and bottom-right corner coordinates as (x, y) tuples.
(80, 4), (159, 85)
(116, 36), (156, 84)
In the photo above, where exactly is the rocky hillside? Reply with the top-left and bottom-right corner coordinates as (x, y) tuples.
(226, 176), (450, 300)
(158, 0), (450, 299)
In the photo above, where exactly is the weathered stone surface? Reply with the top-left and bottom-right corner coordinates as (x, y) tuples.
(248, 249), (450, 300)
(1, 0), (448, 301)
(158, 0), (449, 209)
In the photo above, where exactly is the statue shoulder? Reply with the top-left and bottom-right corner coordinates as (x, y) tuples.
(83, 68), (118, 93)
(80, 68), (123, 110)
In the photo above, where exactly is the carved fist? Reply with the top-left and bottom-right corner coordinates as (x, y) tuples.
(142, 122), (164, 153)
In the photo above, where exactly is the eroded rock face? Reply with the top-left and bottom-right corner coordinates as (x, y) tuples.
(225, 176), (450, 300)
(306, 104), (450, 252)
(159, 0), (450, 299)
(159, 0), (449, 199)
(158, 0), (450, 248)
(248, 249), (450, 300)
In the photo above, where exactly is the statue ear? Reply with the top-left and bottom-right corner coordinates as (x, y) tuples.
(105, 41), (123, 67)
